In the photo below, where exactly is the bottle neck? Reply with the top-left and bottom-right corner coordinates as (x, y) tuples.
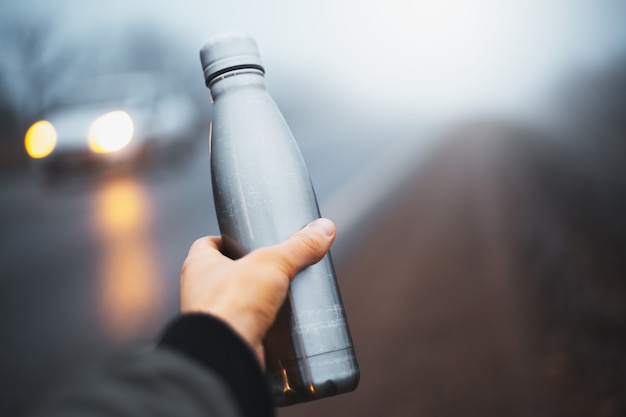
(208, 68), (266, 101)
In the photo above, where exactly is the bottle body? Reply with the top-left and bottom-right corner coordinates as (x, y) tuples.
(209, 70), (359, 405)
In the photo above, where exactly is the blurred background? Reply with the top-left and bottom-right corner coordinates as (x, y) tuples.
(1, 0), (626, 416)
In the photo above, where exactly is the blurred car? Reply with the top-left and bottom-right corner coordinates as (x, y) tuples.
(24, 72), (202, 177)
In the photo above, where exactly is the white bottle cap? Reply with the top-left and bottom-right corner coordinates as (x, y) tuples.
(200, 32), (264, 85)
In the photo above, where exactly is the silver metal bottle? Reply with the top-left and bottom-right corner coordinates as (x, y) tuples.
(199, 32), (359, 406)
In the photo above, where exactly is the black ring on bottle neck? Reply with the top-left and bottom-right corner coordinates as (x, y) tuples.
(205, 64), (265, 86)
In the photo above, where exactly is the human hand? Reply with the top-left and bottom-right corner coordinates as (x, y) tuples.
(180, 218), (336, 366)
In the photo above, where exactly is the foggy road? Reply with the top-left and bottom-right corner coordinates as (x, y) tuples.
(2, 120), (624, 416)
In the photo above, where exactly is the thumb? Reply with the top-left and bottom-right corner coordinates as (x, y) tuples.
(244, 218), (336, 280)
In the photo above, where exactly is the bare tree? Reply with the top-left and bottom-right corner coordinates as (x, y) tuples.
(0, 13), (80, 133)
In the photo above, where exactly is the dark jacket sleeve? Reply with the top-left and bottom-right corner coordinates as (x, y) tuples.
(29, 314), (274, 417)
(158, 313), (274, 417)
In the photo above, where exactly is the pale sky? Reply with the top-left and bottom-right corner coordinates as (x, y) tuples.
(4, 0), (626, 120)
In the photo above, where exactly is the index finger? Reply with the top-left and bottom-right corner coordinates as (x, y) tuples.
(187, 235), (223, 258)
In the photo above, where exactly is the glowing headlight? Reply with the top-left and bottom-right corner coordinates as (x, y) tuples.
(88, 111), (134, 154)
(25, 120), (57, 159)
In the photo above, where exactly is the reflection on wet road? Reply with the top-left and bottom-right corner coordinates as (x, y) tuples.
(91, 177), (163, 343)
(0, 149), (220, 416)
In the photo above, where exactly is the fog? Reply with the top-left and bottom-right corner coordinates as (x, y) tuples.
(3, 0), (626, 123)
(2, 1), (626, 416)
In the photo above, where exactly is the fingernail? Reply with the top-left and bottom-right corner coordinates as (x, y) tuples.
(307, 218), (335, 237)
